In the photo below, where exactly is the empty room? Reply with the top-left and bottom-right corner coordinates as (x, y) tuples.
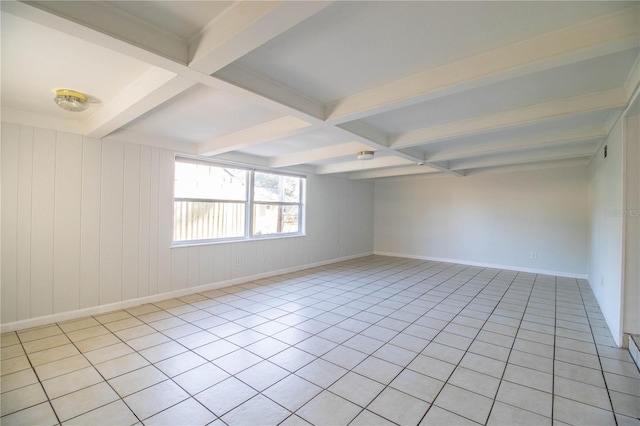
(1, 1), (639, 425)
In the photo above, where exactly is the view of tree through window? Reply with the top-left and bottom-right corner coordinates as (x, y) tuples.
(173, 158), (304, 243)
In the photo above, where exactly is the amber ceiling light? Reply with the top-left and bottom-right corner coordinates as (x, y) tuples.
(357, 150), (374, 160)
(54, 89), (89, 112)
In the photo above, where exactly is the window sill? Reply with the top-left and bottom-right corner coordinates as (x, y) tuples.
(170, 233), (306, 249)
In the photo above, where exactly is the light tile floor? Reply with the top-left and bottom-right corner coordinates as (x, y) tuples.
(1, 256), (639, 425)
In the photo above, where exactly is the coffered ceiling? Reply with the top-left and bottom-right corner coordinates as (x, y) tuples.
(2, 1), (639, 179)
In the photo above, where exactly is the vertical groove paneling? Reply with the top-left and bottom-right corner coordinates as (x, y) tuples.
(148, 148), (159, 296)
(30, 128), (56, 317)
(1, 124), (20, 323)
(199, 246), (214, 285)
(138, 146), (151, 298)
(80, 137), (102, 309)
(17, 126), (34, 320)
(100, 140), (124, 305)
(53, 132), (83, 314)
(187, 246), (200, 288)
(122, 143), (141, 301)
(157, 151), (173, 293)
(1, 123), (375, 326)
(171, 249), (188, 291)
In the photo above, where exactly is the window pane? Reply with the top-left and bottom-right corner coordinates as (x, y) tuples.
(253, 204), (299, 235)
(254, 172), (300, 203)
(175, 161), (247, 201)
(174, 201), (245, 241)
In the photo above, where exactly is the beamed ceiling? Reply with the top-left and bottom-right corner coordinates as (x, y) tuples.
(2, 1), (639, 179)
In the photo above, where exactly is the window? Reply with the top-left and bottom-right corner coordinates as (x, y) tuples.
(173, 157), (304, 244)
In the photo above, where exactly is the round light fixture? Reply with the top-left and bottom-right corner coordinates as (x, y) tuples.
(357, 150), (374, 160)
(54, 89), (89, 112)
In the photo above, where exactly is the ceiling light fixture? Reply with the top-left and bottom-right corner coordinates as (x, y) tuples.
(357, 150), (374, 160)
(53, 89), (89, 112)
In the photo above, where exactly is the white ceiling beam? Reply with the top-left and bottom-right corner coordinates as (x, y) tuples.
(22, 1), (189, 64)
(391, 88), (627, 150)
(198, 116), (313, 157)
(316, 156), (412, 175)
(214, 64), (325, 121)
(465, 157), (592, 177)
(189, 1), (332, 73)
(104, 129), (198, 155)
(426, 126), (606, 162)
(448, 142), (600, 171)
(84, 71), (193, 139)
(325, 5), (640, 124)
(349, 165), (440, 180)
(269, 142), (368, 168)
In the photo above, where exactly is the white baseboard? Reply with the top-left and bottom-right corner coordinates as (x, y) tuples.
(374, 251), (588, 279)
(0, 252), (373, 334)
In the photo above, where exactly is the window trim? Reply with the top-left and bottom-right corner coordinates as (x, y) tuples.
(172, 155), (306, 247)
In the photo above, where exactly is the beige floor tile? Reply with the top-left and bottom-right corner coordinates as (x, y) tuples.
(108, 365), (168, 397)
(503, 363), (553, 393)
(263, 374), (321, 412)
(0, 383), (48, 416)
(297, 390), (361, 426)
(1, 332), (20, 347)
(496, 380), (552, 418)
(213, 349), (262, 375)
(350, 409), (396, 426)
(0, 368), (39, 394)
(41, 366), (103, 399)
(610, 390), (640, 418)
(34, 354), (90, 381)
(124, 380), (189, 420)
(330, 371), (385, 407)
(553, 396), (616, 426)
(65, 325), (110, 342)
(27, 344), (79, 367)
(94, 311), (132, 324)
(407, 354), (456, 381)
(84, 342), (133, 365)
(487, 401), (551, 426)
(58, 317), (100, 333)
(155, 351), (207, 377)
(448, 366), (500, 399)
(125, 303), (161, 317)
(50, 382), (119, 421)
(139, 341), (187, 364)
(1, 344), (25, 359)
(195, 377), (257, 416)
(1, 355), (31, 376)
(0, 402), (58, 426)
(420, 406), (478, 426)
(95, 352), (149, 379)
(63, 400), (138, 426)
(222, 394), (290, 426)
(73, 333), (120, 353)
(554, 376), (612, 411)
(235, 360), (289, 391)
(144, 397), (215, 426)
(435, 384), (493, 424)
(114, 324), (156, 341)
(296, 358), (348, 388)
(368, 387), (430, 425)
(17, 325), (62, 343)
(22, 334), (70, 354)
(173, 363), (229, 395)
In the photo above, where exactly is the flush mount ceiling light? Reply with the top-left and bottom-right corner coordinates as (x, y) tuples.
(357, 150), (374, 160)
(54, 89), (89, 112)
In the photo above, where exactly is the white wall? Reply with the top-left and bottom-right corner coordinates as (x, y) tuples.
(589, 119), (625, 346)
(0, 123), (374, 328)
(374, 166), (589, 277)
(624, 113), (639, 336)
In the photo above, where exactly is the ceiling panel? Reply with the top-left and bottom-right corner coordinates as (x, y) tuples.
(0, 12), (151, 120)
(124, 84), (283, 144)
(360, 48), (638, 134)
(233, 1), (633, 103)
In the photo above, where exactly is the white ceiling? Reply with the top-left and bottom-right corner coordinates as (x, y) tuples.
(1, 1), (639, 180)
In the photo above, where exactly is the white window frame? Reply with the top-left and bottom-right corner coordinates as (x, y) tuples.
(172, 156), (305, 246)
